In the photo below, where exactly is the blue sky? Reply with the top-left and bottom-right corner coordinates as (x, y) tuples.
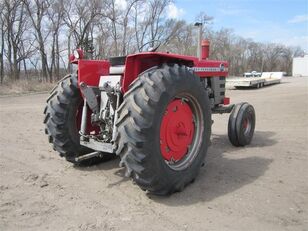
(168, 0), (308, 50)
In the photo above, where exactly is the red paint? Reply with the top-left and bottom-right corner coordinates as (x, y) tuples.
(201, 40), (210, 60)
(77, 60), (110, 87)
(193, 60), (228, 78)
(122, 52), (195, 92)
(73, 50), (228, 93)
(160, 99), (195, 162)
(122, 52), (228, 92)
(223, 97), (230, 105)
(69, 54), (76, 63)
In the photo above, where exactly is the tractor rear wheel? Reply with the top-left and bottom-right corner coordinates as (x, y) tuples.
(115, 64), (211, 195)
(43, 74), (114, 165)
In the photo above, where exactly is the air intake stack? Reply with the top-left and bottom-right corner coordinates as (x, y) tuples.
(194, 22), (210, 60)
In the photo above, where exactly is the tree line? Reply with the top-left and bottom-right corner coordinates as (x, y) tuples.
(0, 0), (304, 84)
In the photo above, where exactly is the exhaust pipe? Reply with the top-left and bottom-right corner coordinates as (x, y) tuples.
(194, 22), (210, 60)
(194, 22), (202, 59)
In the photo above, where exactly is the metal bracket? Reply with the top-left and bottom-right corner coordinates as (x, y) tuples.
(111, 91), (120, 142)
(80, 138), (114, 153)
(80, 82), (99, 113)
(211, 104), (235, 114)
(80, 99), (88, 140)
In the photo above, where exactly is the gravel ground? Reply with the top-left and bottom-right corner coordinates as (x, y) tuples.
(0, 77), (307, 231)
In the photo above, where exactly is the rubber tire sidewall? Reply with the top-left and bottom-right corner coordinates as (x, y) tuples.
(228, 103), (255, 146)
(118, 64), (211, 194)
(236, 103), (255, 145)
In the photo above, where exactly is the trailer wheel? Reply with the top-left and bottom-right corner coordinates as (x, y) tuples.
(43, 74), (115, 165)
(115, 64), (211, 195)
(228, 102), (255, 146)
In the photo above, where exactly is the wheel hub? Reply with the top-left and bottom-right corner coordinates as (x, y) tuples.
(160, 99), (195, 162)
(242, 118), (251, 135)
(243, 119), (248, 129)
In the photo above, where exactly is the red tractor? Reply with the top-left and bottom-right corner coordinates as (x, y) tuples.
(44, 37), (255, 195)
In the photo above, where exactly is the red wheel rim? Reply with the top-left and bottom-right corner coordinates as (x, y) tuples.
(243, 118), (248, 129)
(242, 117), (251, 135)
(160, 99), (195, 162)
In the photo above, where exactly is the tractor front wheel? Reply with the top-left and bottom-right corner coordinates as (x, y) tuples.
(228, 102), (256, 146)
(115, 64), (211, 195)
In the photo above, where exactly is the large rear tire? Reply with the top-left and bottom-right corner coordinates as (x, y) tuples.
(43, 74), (114, 165)
(115, 64), (211, 195)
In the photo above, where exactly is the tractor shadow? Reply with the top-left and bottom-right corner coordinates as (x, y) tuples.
(151, 130), (276, 205)
(73, 156), (130, 187)
(73, 155), (119, 170)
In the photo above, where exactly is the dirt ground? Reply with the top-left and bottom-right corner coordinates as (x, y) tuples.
(0, 77), (307, 231)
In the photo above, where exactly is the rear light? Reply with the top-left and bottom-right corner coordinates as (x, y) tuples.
(223, 97), (230, 105)
(69, 49), (84, 64)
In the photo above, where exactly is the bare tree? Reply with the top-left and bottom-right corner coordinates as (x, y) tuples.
(0, 1), (6, 84)
(120, 0), (140, 55)
(263, 44), (285, 71)
(2, 0), (34, 81)
(47, 0), (65, 80)
(23, 0), (51, 82)
(64, 0), (104, 53)
(132, 0), (172, 51)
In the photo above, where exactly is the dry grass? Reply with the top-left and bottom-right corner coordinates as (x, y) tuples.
(0, 79), (55, 96)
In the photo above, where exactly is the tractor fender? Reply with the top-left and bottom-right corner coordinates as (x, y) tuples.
(121, 52), (196, 93)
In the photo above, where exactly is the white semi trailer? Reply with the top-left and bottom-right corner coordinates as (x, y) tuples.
(227, 72), (283, 89)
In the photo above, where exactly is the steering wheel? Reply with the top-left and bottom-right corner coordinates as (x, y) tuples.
(139, 40), (161, 52)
